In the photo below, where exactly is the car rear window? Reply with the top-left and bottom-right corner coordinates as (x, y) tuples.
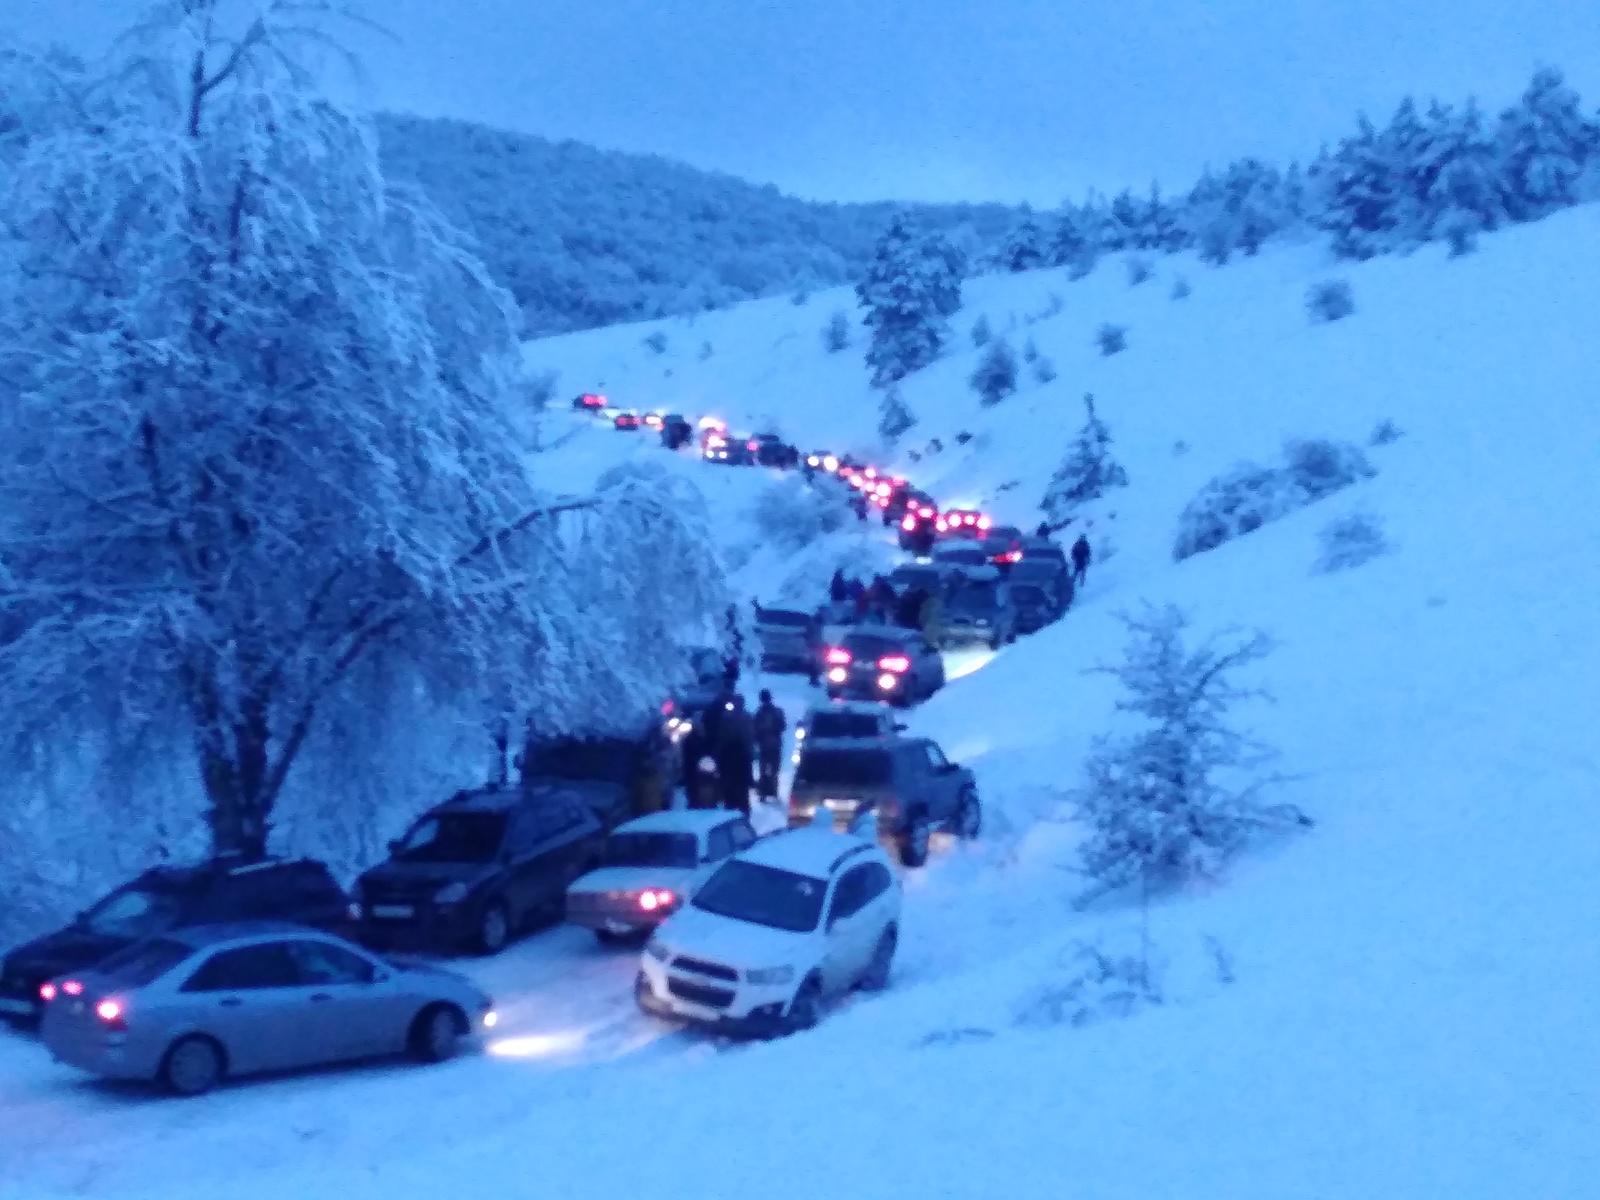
(808, 711), (882, 739)
(94, 938), (193, 986)
(691, 860), (826, 933)
(796, 748), (892, 786)
(841, 633), (911, 660)
(79, 883), (188, 939)
(604, 832), (698, 869)
(890, 568), (940, 591)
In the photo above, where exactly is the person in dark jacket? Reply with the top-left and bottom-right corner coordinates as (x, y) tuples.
(1071, 533), (1092, 585)
(869, 576), (896, 623)
(715, 693), (755, 814)
(1035, 520), (1052, 538)
(752, 690), (787, 802)
(829, 569), (848, 604)
(896, 585), (929, 629)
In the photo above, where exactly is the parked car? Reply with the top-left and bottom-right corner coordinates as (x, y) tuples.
(704, 432), (756, 465)
(804, 450), (840, 474)
(789, 736), (980, 866)
(1009, 558), (1074, 633)
(521, 732), (678, 829)
(567, 810), (757, 944)
(635, 825), (900, 1036)
(821, 626), (945, 706)
(660, 413), (694, 450)
(1, 858), (352, 1028)
(38, 923), (494, 1096)
(791, 700), (905, 763)
(980, 526), (1025, 574)
(932, 542), (991, 573)
(940, 571), (1020, 649)
(672, 647), (730, 726)
(1017, 535), (1069, 568)
(355, 787), (604, 955)
(887, 562), (964, 601)
(935, 509), (990, 538)
(753, 434), (800, 469)
(572, 393), (607, 412)
(614, 411), (642, 431)
(755, 605), (822, 674)
(643, 412), (666, 430)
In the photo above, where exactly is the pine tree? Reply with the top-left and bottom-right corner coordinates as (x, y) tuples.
(878, 385), (917, 441)
(1071, 605), (1309, 901)
(968, 337), (1018, 407)
(1048, 203), (1097, 277)
(1318, 114), (1406, 260)
(855, 216), (964, 387)
(1420, 100), (1508, 253)
(1039, 393), (1129, 523)
(999, 215), (1047, 272)
(1496, 67), (1600, 221)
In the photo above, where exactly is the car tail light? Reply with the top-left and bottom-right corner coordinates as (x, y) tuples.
(1008, 550), (1023, 562)
(38, 982), (57, 1002)
(62, 979), (83, 997)
(876, 673), (899, 690)
(978, 516), (992, 530)
(918, 506), (934, 518)
(823, 456), (838, 471)
(638, 889), (677, 912)
(901, 516), (916, 531)
(877, 655), (910, 673)
(936, 518), (948, 532)
(873, 495), (888, 507)
(864, 467), (877, 479)
(95, 999), (126, 1029)
(827, 666), (848, 684)
(747, 439), (759, 451)
(824, 647), (852, 665)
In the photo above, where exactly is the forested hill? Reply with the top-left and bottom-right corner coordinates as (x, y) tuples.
(375, 113), (1022, 336)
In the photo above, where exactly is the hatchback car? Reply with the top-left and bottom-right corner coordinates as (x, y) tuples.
(354, 786), (603, 955)
(755, 605), (822, 674)
(1, 857), (352, 1027)
(572, 393), (607, 412)
(1017, 535), (1069, 568)
(821, 626), (945, 706)
(791, 700), (906, 764)
(704, 432), (756, 465)
(39, 924), (494, 1096)
(566, 810), (757, 943)
(788, 736), (980, 867)
(635, 826), (900, 1037)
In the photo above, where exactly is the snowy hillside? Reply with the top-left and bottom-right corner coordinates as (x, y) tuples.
(5, 210), (1599, 1199)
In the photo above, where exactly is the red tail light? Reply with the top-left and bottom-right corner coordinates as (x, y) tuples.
(95, 999), (126, 1029)
(824, 647), (852, 665)
(918, 506), (934, 518)
(62, 979), (83, 997)
(638, 889), (677, 912)
(38, 982), (57, 1002)
(978, 516), (992, 530)
(877, 655), (910, 673)
(747, 440), (759, 451)
(901, 516), (916, 531)
(936, 518), (949, 532)
(864, 467), (877, 479)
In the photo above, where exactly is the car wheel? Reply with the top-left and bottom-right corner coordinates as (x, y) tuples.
(161, 1035), (225, 1097)
(858, 926), (898, 992)
(900, 813), (933, 868)
(410, 1003), (467, 1063)
(785, 975), (823, 1034)
(477, 901), (511, 955)
(954, 789), (982, 840)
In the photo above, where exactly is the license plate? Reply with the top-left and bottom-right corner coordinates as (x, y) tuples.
(0, 997), (34, 1015)
(603, 920), (636, 934)
(372, 904), (415, 919)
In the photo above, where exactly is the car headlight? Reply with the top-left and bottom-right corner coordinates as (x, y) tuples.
(745, 966), (795, 986)
(644, 937), (672, 963)
(434, 881), (469, 905)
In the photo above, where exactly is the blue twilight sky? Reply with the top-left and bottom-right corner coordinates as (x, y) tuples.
(6, 1), (1600, 204)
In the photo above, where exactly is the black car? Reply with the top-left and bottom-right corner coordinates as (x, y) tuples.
(0, 857), (353, 1027)
(1017, 535), (1069, 568)
(660, 414), (693, 450)
(1009, 556), (1075, 631)
(822, 625), (945, 706)
(932, 542), (991, 573)
(356, 787), (604, 955)
(941, 571), (1020, 649)
(788, 736), (980, 867)
(752, 434), (800, 469)
(705, 434), (757, 465)
(755, 605), (822, 674)
(980, 526), (1026, 574)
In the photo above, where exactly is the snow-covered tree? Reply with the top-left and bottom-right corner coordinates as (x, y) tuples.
(1071, 605), (1309, 901)
(1496, 67), (1600, 221)
(878, 385), (918, 441)
(1047, 203), (1098, 277)
(971, 314), (993, 347)
(1039, 393), (1128, 523)
(1423, 100), (1509, 253)
(999, 214), (1047, 272)
(1317, 114), (1406, 260)
(822, 309), (851, 352)
(856, 216), (965, 386)
(968, 337), (1019, 407)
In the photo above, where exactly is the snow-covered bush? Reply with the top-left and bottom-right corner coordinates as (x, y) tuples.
(1306, 279), (1355, 323)
(1125, 254), (1154, 285)
(1031, 354), (1058, 384)
(1040, 394), (1129, 524)
(698, 340), (714, 360)
(1369, 418), (1404, 446)
(1071, 605), (1310, 902)
(1015, 940), (1162, 1029)
(525, 368), (559, 409)
(643, 330), (669, 353)
(1315, 512), (1390, 573)
(822, 309), (851, 352)
(1171, 276), (1192, 299)
(750, 476), (853, 554)
(1096, 322), (1128, 355)
(971, 314), (993, 347)
(969, 337), (1019, 406)
(878, 386), (918, 441)
(1284, 437), (1376, 500)
(1021, 336), (1040, 363)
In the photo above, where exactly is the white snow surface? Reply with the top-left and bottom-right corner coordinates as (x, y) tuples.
(4, 213), (1600, 1198)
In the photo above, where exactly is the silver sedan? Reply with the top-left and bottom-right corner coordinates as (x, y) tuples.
(39, 922), (495, 1096)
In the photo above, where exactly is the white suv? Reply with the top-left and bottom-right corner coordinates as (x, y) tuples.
(635, 825), (901, 1037)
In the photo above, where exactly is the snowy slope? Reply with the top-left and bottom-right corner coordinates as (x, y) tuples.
(4, 212), (1599, 1200)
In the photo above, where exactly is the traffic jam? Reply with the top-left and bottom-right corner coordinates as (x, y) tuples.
(0, 392), (1082, 1098)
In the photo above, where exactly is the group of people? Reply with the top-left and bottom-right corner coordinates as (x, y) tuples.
(679, 687), (789, 816)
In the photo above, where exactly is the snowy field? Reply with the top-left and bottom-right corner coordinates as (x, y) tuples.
(4, 210), (1600, 1199)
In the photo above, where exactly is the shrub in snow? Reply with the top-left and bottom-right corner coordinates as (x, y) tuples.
(1021, 336), (1039, 363)
(1040, 394), (1129, 524)
(878, 386), (918, 441)
(1014, 940), (1162, 1029)
(1031, 354), (1058, 384)
(1171, 276), (1192, 299)
(525, 369), (559, 409)
(1369, 418), (1404, 446)
(1095, 322), (1128, 355)
(698, 340), (713, 360)
(1125, 254), (1154, 285)
(1042, 292), (1064, 318)
(1283, 437), (1376, 500)
(1306, 279), (1354, 323)
(955, 430), (974, 445)
(750, 477), (852, 555)
(1315, 512), (1390, 573)
(999, 215), (1048, 271)
(970, 314), (993, 347)
(926, 437), (944, 454)
(822, 309), (851, 352)
(969, 337), (1019, 407)
(856, 216), (965, 386)
(643, 330), (669, 353)
(1172, 439), (1190, 456)
(1072, 605), (1310, 902)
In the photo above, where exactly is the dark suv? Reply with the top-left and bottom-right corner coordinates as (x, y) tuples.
(788, 737), (980, 867)
(941, 572), (1020, 649)
(355, 786), (604, 955)
(755, 605), (822, 674)
(0, 858), (352, 1027)
(752, 434), (800, 469)
(1009, 558), (1074, 632)
(822, 626), (945, 706)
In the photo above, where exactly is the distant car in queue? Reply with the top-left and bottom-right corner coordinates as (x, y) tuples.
(753, 434), (801, 469)
(936, 509), (990, 538)
(705, 432), (757, 465)
(932, 542), (991, 574)
(940, 570), (1020, 650)
(755, 605), (822, 674)
(661, 414), (694, 449)
(791, 700), (906, 764)
(573, 393), (607, 412)
(614, 412), (643, 431)
(822, 626), (945, 706)
(980, 526), (1026, 574)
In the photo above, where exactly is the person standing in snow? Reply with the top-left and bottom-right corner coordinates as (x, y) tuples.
(829, 569), (848, 605)
(1071, 532), (1092, 586)
(715, 693), (755, 815)
(753, 690), (787, 803)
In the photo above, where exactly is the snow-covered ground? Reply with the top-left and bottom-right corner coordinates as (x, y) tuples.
(5, 210), (1600, 1199)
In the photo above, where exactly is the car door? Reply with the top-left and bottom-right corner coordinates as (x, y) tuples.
(819, 865), (877, 991)
(283, 939), (403, 1061)
(501, 803), (560, 923)
(695, 820), (738, 889)
(177, 940), (310, 1075)
(920, 742), (960, 820)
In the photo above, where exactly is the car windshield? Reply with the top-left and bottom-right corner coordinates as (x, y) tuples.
(93, 938), (193, 985)
(809, 711), (883, 739)
(79, 884), (187, 939)
(692, 860), (827, 933)
(949, 585), (1001, 613)
(796, 748), (892, 786)
(394, 812), (506, 863)
(842, 633), (912, 660)
(604, 831), (698, 869)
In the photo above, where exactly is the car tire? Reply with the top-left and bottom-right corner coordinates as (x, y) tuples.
(785, 974), (823, 1034)
(410, 1003), (467, 1064)
(858, 926), (898, 992)
(160, 1035), (225, 1097)
(954, 789), (982, 840)
(900, 812), (933, 868)
(477, 900), (511, 956)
